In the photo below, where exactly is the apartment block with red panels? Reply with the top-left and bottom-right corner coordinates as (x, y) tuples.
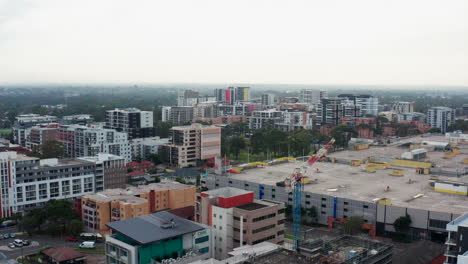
(196, 187), (285, 260)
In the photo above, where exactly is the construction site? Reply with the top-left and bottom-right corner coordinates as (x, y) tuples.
(202, 134), (468, 241)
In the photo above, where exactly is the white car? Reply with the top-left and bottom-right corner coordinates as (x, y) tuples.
(13, 239), (23, 247)
(79, 241), (96, 249)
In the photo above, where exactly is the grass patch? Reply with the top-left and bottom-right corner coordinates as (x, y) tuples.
(0, 129), (12, 136)
(75, 248), (105, 254)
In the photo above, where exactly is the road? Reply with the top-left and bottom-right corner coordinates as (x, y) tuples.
(0, 229), (104, 262)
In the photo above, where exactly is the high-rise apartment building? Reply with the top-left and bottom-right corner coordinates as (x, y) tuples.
(233, 86), (250, 102)
(427, 107), (455, 133)
(161, 106), (194, 124)
(193, 102), (219, 119)
(57, 125), (131, 162)
(299, 89), (327, 106)
(196, 187), (285, 260)
(248, 110), (313, 131)
(261, 94), (275, 106)
(81, 182), (196, 233)
(106, 108), (155, 140)
(337, 94), (379, 116)
(178, 89), (200, 106)
(78, 153), (127, 191)
(316, 98), (362, 125)
(159, 123), (221, 168)
(13, 114), (58, 146)
(0, 152), (96, 218)
(392, 102), (414, 114)
(215, 87), (250, 104)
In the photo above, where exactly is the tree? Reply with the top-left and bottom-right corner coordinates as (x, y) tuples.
(306, 206), (317, 221)
(429, 127), (441, 133)
(146, 153), (162, 165)
(340, 216), (364, 235)
(447, 120), (468, 132)
(153, 176), (161, 183)
(66, 219), (83, 237)
(18, 214), (41, 236)
(229, 136), (246, 160)
(175, 176), (186, 184)
(155, 121), (173, 138)
(331, 125), (357, 148)
(394, 214), (412, 233)
(38, 140), (65, 159)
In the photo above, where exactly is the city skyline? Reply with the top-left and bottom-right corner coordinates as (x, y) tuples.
(1, 0), (467, 86)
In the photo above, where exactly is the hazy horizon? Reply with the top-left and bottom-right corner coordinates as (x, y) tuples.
(1, 0), (467, 86)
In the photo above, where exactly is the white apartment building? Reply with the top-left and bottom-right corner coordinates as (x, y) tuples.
(57, 125), (131, 162)
(0, 152), (96, 218)
(161, 106), (194, 124)
(427, 107), (455, 133)
(299, 89), (327, 106)
(337, 94), (379, 116)
(392, 102), (414, 114)
(261, 94), (275, 106)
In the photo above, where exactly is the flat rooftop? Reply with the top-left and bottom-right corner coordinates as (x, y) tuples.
(84, 182), (193, 202)
(236, 202), (269, 211)
(202, 187), (252, 198)
(328, 135), (467, 169)
(224, 158), (468, 214)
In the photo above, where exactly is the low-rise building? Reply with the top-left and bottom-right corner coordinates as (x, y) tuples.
(81, 182), (196, 233)
(105, 211), (213, 264)
(196, 187), (285, 260)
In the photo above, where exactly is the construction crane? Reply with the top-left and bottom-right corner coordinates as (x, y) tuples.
(285, 138), (335, 252)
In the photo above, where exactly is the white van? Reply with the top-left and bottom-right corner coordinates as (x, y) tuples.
(79, 241), (96, 249)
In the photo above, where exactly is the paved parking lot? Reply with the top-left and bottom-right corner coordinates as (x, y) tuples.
(0, 229), (104, 263)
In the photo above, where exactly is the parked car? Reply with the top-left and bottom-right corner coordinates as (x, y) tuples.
(3, 234), (9, 239)
(0, 234), (4, 239)
(7, 243), (15, 249)
(22, 240), (30, 246)
(13, 239), (23, 247)
(65, 237), (79, 242)
(9, 233), (15, 238)
(79, 241), (96, 249)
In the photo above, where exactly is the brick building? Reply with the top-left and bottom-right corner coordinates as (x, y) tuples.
(81, 182), (196, 234)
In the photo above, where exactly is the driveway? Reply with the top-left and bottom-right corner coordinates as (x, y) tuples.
(0, 233), (104, 263)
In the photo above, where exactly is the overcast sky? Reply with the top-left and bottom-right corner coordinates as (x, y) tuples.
(0, 0), (467, 86)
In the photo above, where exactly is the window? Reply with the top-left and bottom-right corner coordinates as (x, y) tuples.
(253, 213), (276, 222)
(321, 204), (326, 208)
(344, 201), (348, 205)
(344, 208), (348, 212)
(195, 236), (209, 244)
(429, 219), (449, 229)
(305, 201), (310, 205)
(321, 198), (327, 201)
(363, 205), (369, 209)
(253, 224), (276, 234)
(306, 194), (310, 198)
